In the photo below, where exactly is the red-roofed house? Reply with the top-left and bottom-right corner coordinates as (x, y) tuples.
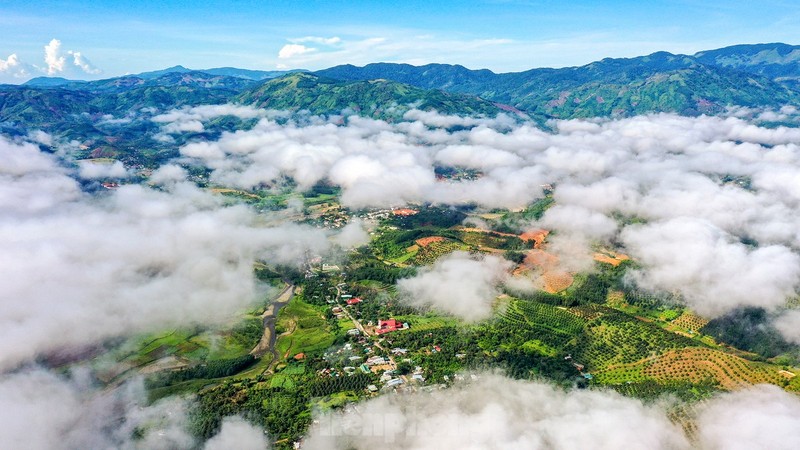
(346, 297), (363, 305)
(392, 208), (418, 216)
(375, 319), (407, 335)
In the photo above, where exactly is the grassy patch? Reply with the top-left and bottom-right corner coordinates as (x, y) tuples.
(275, 296), (337, 358)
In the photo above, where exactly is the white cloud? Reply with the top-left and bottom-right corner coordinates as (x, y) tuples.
(278, 43), (316, 59)
(77, 160), (129, 179)
(0, 53), (31, 82)
(0, 137), (331, 369)
(172, 110), (800, 338)
(68, 50), (101, 75)
(305, 373), (800, 450)
(204, 417), (269, 450)
(397, 252), (511, 321)
(44, 38), (66, 75)
(332, 219), (371, 249)
(621, 218), (800, 317)
(304, 373), (690, 449)
(292, 36), (342, 45)
(0, 369), (196, 450)
(695, 384), (800, 450)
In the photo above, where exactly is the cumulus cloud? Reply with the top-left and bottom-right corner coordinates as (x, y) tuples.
(44, 38), (66, 75)
(332, 219), (371, 249)
(304, 373), (689, 449)
(204, 417), (269, 450)
(621, 218), (800, 317)
(153, 104), (271, 137)
(0, 53), (21, 72)
(68, 50), (101, 75)
(396, 252), (511, 321)
(773, 310), (800, 345)
(149, 163), (189, 185)
(35, 38), (103, 79)
(0, 369), (195, 449)
(695, 384), (800, 450)
(167, 110), (800, 336)
(78, 160), (129, 179)
(305, 373), (800, 450)
(0, 137), (331, 369)
(0, 53), (31, 81)
(278, 44), (316, 59)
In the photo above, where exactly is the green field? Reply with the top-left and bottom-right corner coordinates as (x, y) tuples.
(275, 295), (338, 359)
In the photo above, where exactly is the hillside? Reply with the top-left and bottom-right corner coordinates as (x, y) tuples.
(695, 43), (800, 81)
(236, 72), (501, 119)
(317, 51), (800, 118)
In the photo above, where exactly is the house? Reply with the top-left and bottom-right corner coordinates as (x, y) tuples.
(367, 384), (378, 392)
(386, 378), (404, 387)
(347, 328), (361, 336)
(293, 353), (306, 361)
(375, 319), (408, 335)
(391, 348), (408, 355)
(346, 297), (362, 305)
(391, 208), (418, 216)
(366, 355), (390, 366)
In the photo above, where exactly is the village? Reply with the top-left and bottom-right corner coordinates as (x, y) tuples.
(319, 282), (435, 395)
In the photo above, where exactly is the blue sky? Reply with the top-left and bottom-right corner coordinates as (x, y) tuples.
(1, 0), (800, 82)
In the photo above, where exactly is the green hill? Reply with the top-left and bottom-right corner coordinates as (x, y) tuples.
(236, 72), (501, 119)
(317, 51), (800, 118)
(695, 43), (800, 82)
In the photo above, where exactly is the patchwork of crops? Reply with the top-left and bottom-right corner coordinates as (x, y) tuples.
(595, 347), (783, 390)
(575, 308), (699, 371)
(412, 239), (465, 265)
(494, 299), (587, 350)
(458, 230), (521, 250)
(670, 311), (709, 332)
(568, 304), (605, 321)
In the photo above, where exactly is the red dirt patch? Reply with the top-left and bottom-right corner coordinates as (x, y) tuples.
(593, 250), (630, 266)
(520, 229), (549, 248)
(543, 271), (574, 293)
(415, 236), (446, 247)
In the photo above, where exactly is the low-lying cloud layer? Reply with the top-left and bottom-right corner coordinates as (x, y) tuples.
(0, 369), (194, 449)
(396, 252), (511, 322)
(4, 104), (800, 448)
(0, 367), (270, 450)
(0, 137), (334, 369)
(163, 109), (800, 328)
(305, 372), (800, 450)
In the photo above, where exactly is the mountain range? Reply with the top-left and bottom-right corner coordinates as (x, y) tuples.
(2, 43), (800, 165)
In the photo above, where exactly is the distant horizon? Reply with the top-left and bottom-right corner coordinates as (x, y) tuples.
(3, 0), (800, 83)
(5, 40), (798, 85)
